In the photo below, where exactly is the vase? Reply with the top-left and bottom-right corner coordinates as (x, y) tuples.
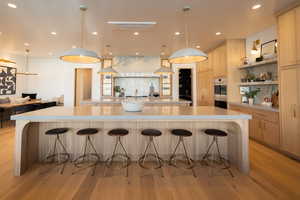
(248, 98), (254, 105)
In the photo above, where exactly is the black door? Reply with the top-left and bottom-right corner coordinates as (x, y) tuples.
(179, 69), (192, 101)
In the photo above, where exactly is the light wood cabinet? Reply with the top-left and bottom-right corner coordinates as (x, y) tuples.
(278, 9), (297, 67)
(279, 66), (300, 156)
(212, 44), (227, 78)
(197, 71), (213, 106)
(296, 7), (300, 63)
(197, 60), (210, 72)
(229, 104), (280, 148)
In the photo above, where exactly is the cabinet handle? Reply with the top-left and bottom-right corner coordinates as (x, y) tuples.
(293, 104), (297, 118)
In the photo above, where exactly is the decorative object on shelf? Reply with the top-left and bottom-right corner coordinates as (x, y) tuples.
(251, 39), (260, 55)
(255, 56), (263, 62)
(60, 5), (101, 64)
(242, 57), (250, 65)
(16, 49), (38, 76)
(261, 97), (272, 107)
(0, 58), (16, 64)
(271, 90), (279, 108)
(0, 66), (16, 95)
(261, 39), (277, 58)
(169, 6), (207, 64)
(245, 89), (260, 105)
(114, 86), (121, 97)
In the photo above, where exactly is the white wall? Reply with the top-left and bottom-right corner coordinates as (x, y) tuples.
(27, 58), (101, 106)
(0, 52), (27, 98)
(246, 25), (277, 63)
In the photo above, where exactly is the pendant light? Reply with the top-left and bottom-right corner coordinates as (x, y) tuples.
(98, 45), (118, 75)
(169, 6), (207, 64)
(17, 49), (38, 75)
(155, 45), (173, 74)
(0, 58), (16, 64)
(60, 5), (101, 64)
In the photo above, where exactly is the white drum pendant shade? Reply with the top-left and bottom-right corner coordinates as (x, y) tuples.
(60, 48), (100, 64)
(169, 48), (207, 64)
(97, 66), (118, 75)
(154, 66), (173, 74)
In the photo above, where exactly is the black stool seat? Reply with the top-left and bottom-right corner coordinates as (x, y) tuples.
(141, 129), (162, 137)
(108, 128), (129, 136)
(46, 128), (69, 135)
(77, 128), (99, 135)
(171, 129), (192, 137)
(204, 129), (227, 137)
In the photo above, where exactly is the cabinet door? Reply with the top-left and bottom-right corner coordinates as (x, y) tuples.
(252, 118), (264, 142)
(212, 44), (227, 78)
(278, 9), (297, 67)
(198, 71), (213, 106)
(296, 6), (300, 64)
(280, 67), (300, 156)
(262, 121), (280, 147)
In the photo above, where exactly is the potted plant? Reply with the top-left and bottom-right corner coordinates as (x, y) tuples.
(245, 89), (260, 105)
(114, 86), (121, 97)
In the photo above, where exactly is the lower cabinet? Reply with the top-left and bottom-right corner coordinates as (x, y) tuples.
(230, 104), (280, 148)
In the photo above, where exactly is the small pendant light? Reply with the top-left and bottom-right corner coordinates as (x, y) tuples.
(169, 6), (207, 64)
(60, 5), (101, 64)
(17, 49), (38, 75)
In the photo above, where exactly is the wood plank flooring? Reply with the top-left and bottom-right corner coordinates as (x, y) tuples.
(0, 126), (300, 200)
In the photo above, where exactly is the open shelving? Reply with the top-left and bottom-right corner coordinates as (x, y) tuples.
(238, 58), (277, 70)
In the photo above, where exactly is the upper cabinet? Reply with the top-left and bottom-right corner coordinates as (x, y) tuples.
(212, 44), (227, 78)
(278, 9), (297, 67)
(296, 7), (300, 63)
(197, 59), (210, 72)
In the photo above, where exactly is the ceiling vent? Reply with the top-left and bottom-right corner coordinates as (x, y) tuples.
(107, 21), (157, 30)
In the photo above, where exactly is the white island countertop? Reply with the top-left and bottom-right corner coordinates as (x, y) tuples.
(11, 106), (251, 121)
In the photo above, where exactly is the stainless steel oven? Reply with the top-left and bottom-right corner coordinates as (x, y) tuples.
(214, 78), (227, 109)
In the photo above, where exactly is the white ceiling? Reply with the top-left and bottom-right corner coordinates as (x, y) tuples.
(0, 0), (296, 57)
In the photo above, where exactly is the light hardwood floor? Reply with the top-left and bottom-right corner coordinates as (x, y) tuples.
(0, 126), (300, 200)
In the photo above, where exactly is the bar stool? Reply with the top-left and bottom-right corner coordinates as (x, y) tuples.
(138, 129), (164, 177)
(201, 129), (233, 177)
(72, 128), (101, 176)
(44, 128), (70, 174)
(169, 129), (196, 177)
(105, 128), (131, 177)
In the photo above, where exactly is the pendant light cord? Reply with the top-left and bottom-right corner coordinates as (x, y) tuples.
(183, 6), (191, 48)
(80, 6), (87, 49)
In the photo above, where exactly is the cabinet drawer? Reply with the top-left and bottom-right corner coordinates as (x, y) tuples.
(251, 109), (279, 123)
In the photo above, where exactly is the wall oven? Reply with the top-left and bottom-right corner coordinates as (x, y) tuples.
(214, 78), (227, 109)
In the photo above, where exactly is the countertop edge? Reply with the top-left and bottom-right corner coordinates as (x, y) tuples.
(229, 102), (279, 112)
(11, 114), (251, 121)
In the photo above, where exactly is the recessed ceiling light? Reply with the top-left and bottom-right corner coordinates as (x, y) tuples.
(135, 52), (139, 56)
(174, 32), (181, 35)
(161, 52), (165, 55)
(133, 32), (139, 36)
(0, 32), (2, 35)
(252, 4), (261, 10)
(48, 52), (53, 56)
(24, 43), (30, 46)
(51, 32), (57, 35)
(216, 32), (221, 35)
(109, 52), (113, 55)
(72, 45), (76, 48)
(92, 32), (98, 35)
(196, 45), (201, 49)
(8, 3), (17, 8)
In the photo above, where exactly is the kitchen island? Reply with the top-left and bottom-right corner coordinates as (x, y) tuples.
(12, 106), (251, 176)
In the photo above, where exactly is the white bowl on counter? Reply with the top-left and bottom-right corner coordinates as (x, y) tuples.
(121, 100), (144, 112)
